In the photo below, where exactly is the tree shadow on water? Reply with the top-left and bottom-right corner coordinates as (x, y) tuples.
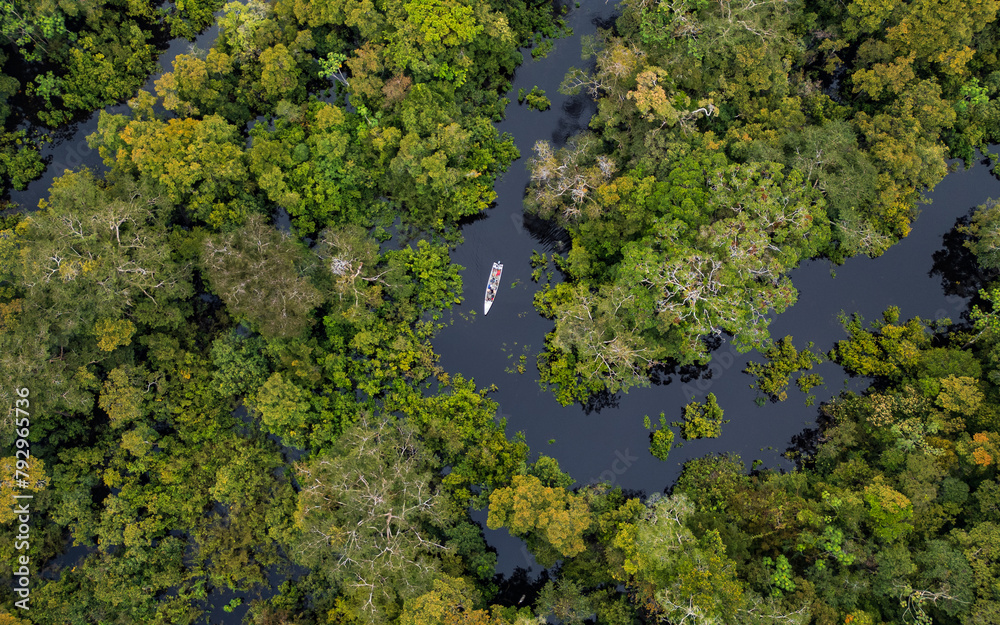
(581, 389), (620, 414)
(784, 403), (835, 470)
(678, 362), (713, 384)
(648, 336), (718, 386)
(648, 362), (675, 386)
(929, 212), (989, 300)
(649, 360), (715, 386)
(456, 210), (490, 229)
(551, 94), (594, 147)
(522, 210), (571, 252)
(592, 13), (619, 30)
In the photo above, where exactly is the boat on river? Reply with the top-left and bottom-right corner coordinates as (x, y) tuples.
(484, 262), (503, 315)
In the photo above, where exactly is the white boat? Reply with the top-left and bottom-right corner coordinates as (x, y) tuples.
(484, 262), (503, 315)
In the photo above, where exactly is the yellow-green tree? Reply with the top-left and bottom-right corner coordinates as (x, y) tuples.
(863, 476), (914, 542)
(252, 372), (313, 447)
(91, 112), (252, 227)
(260, 43), (303, 100)
(612, 494), (759, 625)
(399, 575), (521, 625)
(98, 366), (145, 426)
(487, 474), (591, 561)
(0, 456), (46, 524)
(93, 318), (136, 352)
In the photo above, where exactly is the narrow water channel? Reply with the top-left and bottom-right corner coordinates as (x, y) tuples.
(431, 0), (1000, 575)
(5, 9), (256, 623)
(6, 19), (225, 212)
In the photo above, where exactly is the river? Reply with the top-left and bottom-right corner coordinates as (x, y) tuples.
(431, 0), (1000, 576)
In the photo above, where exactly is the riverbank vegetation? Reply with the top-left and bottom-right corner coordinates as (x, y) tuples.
(528, 0), (1000, 402)
(0, 0), (562, 621)
(0, 0), (228, 194)
(490, 246), (1000, 625)
(0, 0), (998, 624)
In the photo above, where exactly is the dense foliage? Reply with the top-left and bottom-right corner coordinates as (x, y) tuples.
(0, 0), (228, 193)
(0, 0), (560, 622)
(0, 0), (998, 624)
(527, 0), (1000, 403)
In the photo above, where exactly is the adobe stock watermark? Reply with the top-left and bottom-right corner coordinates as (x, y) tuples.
(11, 387), (32, 611)
(511, 213), (526, 237)
(48, 133), (98, 176)
(677, 339), (743, 400)
(584, 448), (639, 489)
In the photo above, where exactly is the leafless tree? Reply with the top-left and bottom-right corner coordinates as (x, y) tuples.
(527, 135), (614, 223)
(202, 214), (322, 338)
(315, 226), (391, 308)
(294, 416), (450, 622)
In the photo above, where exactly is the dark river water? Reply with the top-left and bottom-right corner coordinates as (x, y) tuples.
(431, 0), (1000, 575)
(7, 19), (224, 210)
(10, 0), (1000, 613)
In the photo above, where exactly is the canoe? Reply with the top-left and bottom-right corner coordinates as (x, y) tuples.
(484, 261), (503, 315)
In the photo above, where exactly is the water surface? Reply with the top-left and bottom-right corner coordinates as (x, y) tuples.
(431, 0), (1000, 574)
